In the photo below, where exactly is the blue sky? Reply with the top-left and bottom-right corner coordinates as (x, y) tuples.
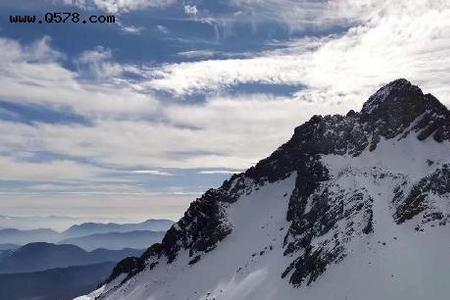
(0, 0), (449, 229)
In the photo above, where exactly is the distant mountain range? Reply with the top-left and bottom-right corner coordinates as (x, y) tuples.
(63, 219), (173, 238)
(0, 242), (143, 274)
(0, 261), (116, 300)
(0, 219), (173, 249)
(0, 219), (173, 299)
(58, 230), (166, 251)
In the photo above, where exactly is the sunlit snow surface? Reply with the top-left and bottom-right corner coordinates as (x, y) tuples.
(80, 134), (450, 300)
(74, 274), (126, 300)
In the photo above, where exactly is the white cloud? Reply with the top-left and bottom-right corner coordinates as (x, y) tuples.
(144, 0), (450, 105)
(0, 37), (158, 117)
(4, 1), (450, 177)
(2, 0), (450, 222)
(184, 4), (198, 17)
(120, 25), (144, 34)
(156, 25), (170, 35)
(0, 191), (193, 227)
(63, 0), (384, 33)
(177, 0), (388, 34)
(0, 155), (104, 180)
(2, 0), (450, 202)
(78, 46), (112, 63)
(129, 170), (173, 176)
(0, 93), (347, 173)
(0, 35), (62, 63)
(77, 46), (124, 79)
(177, 49), (218, 59)
(146, 55), (303, 95)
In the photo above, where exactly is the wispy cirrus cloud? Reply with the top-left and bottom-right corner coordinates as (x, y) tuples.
(119, 24), (145, 34)
(198, 170), (241, 175)
(60, 0), (385, 34)
(177, 50), (218, 59)
(143, 0), (450, 105)
(129, 170), (173, 176)
(0, 37), (158, 117)
(67, 0), (177, 13)
(3, 0), (450, 183)
(171, 0), (389, 35)
(0, 155), (104, 180)
(76, 46), (124, 79)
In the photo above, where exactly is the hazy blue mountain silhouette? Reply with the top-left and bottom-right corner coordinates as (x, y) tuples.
(0, 219), (173, 246)
(0, 242), (143, 274)
(0, 261), (116, 300)
(62, 219), (173, 238)
(59, 230), (166, 251)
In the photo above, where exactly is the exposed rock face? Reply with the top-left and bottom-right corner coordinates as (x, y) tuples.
(97, 79), (450, 298)
(103, 189), (236, 283)
(393, 164), (450, 227)
(105, 257), (139, 284)
(241, 78), (450, 285)
(161, 188), (235, 263)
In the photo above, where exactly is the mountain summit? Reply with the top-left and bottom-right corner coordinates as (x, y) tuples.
(79, 79), (450, 300)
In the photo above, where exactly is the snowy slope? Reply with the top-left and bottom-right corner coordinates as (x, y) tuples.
(77, 79), (450, 300)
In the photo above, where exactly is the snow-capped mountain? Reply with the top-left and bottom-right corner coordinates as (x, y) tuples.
(78, 79), (450, 300)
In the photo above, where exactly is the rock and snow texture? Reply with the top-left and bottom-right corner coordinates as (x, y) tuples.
(80, 79), (450, 300)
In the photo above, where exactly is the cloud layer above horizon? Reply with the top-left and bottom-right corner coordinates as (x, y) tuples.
(1, 0), (449, 222)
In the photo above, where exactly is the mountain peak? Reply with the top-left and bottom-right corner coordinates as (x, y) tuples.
(356, 78), (449, 142)
(361, 78), (424, 114)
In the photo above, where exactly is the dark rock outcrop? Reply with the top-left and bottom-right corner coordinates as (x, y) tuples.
(394, 164), (450, 226)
